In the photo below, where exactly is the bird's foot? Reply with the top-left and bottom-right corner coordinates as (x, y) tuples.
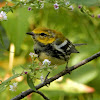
(65, 66), (71, 74)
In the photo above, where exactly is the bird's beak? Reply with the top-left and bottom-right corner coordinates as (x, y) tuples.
(26, 32), (34, 36)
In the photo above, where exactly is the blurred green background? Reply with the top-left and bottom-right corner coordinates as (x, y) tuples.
(0, 1), (100, 100)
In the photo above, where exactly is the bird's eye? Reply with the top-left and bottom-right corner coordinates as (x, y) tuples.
(40, 33), (47, 37)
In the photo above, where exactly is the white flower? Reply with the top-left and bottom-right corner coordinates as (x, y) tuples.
(69, 5), (74, 11)
(65, 1), (70, 5)
(0, 11), (7, 21)
(24, 3), (26, 5)
(38, 0), (44, 9)
(40, 3), (44, 9)
(54, 3), (59, 10)
(29, 52), (38, 58)
(42, 59), (51, 66)
(9, 82), (18, 91)
(40, 75), (44, 82)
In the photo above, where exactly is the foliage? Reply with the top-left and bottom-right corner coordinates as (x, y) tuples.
(70, 0), (100, 6)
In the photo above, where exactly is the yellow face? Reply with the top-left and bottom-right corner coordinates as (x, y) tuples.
(32, 27), (65, 45)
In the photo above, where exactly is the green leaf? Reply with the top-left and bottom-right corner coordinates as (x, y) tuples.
(70, 0), (100, 6)
(1, 7), (33, 54)
(0, 74), (20, 92)
(27, 74), (36, 91)
(1, 74), (20, 85)
(0, 85), (6, 93)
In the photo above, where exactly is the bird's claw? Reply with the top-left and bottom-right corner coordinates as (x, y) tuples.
(66, 66), (71, 74)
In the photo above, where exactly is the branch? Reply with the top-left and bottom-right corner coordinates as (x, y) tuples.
(34, 90), (50, 100)
(11, 51), (100, 100)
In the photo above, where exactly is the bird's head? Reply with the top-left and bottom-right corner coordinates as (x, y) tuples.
(26, 27), (65, 45)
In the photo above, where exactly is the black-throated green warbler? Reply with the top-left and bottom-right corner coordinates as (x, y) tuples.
(26, 28), (79, 65)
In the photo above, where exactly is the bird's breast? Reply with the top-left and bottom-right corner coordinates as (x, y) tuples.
(38, 52), (67, 65)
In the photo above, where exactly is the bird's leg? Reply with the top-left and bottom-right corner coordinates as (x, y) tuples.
(43, 72), (50, 87)
(65, 61), (71, 74)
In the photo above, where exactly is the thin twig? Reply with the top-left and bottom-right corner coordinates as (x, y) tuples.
(11, 51), (100, 100)
(44, 72), (50, 82)
(43, 72), (50, 87)
(35, 90), (50, 100)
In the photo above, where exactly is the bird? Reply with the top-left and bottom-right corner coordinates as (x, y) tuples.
(26, 27), (82, 66)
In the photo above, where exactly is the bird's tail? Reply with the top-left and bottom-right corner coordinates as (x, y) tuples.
(74, 43), (87, 46)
